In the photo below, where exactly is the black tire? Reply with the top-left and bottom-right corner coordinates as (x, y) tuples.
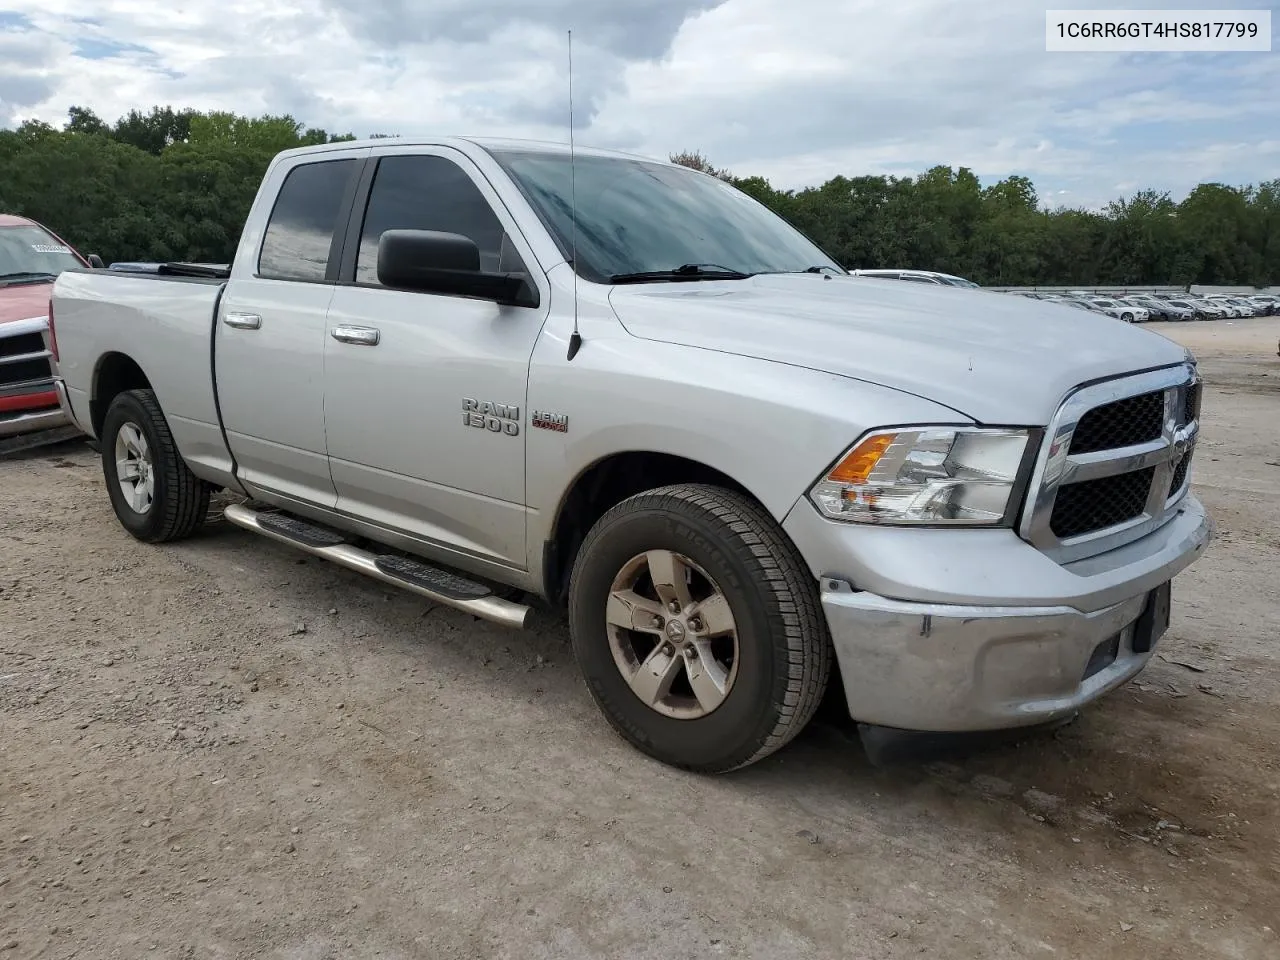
(568, 483), (831, 773)
(1120, 312), (1134, 323)
(101, 389), (210, 543)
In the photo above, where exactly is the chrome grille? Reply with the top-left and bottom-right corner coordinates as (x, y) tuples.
(1068, 391), (1164, 454)
(1049, 466), (1156, 539)
(1183, 381), (1202, 424)
(0, 354), (53, 387)
(1169, 441), (1193, 496)
(1020, 363), (1200, 563)
(0, 322), (54, 390)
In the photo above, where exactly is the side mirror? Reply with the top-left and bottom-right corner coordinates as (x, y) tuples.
(87, 254), (105, 269)
(376, 229), (537, 307)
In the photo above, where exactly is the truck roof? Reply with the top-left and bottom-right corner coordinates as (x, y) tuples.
(0, 214), (40, 228)
(273, 136), (663, 165)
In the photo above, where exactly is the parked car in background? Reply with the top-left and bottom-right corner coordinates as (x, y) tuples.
(1083, 297), (1149, 323)
(1219, 296), (1265, 317)
(851, 269), (981, 288)
(1121, 296), (1194, 322)
(1189, 298), (1230, 320)
(1152, 298), (1206, 321)
(1245, 295), (1277, 315)
(1205, 296), (1251, 318)
(0, 214), (101, 452)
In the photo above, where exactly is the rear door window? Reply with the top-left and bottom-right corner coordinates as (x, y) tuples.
(258, 159), (360, 282)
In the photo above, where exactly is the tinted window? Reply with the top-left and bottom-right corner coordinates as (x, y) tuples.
(0, 225), (84, 277)
(489, 150), (842, 284)
(258, 159), (358, 281)
(356, 155), (523, 285)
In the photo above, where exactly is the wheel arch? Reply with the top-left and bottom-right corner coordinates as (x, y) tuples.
(90, 352), (153, 439)
(541, 449), (772, 608)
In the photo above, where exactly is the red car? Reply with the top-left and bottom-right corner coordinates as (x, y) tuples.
(1, 214), (101, 452)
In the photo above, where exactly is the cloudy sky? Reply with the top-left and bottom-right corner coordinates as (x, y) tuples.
(1, 0), (1276, 209)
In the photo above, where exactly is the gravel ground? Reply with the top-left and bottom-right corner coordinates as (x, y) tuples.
(2, 317), (1278, 959)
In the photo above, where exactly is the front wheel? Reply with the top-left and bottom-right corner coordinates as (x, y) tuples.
(101, 389), (210, 543)
(1120, 312), (1134, 323)
(568, 484), (831, 773)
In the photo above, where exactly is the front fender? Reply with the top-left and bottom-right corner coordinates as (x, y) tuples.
(523, 333), (972, 556)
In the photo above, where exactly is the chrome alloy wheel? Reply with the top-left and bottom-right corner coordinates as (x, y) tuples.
(605, 549), (740, 720)
(114, 421), (155, 514)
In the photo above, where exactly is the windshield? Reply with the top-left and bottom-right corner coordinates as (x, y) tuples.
(487, 149), (843, 283)
(0, 224), (83, 279)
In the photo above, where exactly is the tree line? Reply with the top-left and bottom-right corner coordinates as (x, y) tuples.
(1, 107), (1276, 287)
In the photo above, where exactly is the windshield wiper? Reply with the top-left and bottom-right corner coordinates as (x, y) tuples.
(0, 271), (58, 286)
(755, 265), (845, 277)
(608, 263), (753, 284)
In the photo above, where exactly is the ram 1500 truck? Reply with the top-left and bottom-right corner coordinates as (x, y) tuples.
(49, 137), (1212, 772)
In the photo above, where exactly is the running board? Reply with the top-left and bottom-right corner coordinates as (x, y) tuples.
(223, 502), (530, 629)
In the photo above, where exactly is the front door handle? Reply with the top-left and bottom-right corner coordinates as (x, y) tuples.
(223, 312), (262, 330)
(331, 325), (381, 346)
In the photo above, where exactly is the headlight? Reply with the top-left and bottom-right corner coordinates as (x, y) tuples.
(808, 427), (1033, 526)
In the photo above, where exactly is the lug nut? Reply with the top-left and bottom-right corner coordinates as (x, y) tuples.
(688, 617), (702, 632)
(668, 601), (681, 614)
(651, 615), (664, 628)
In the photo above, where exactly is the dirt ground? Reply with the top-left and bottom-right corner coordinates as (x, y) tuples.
(2, 317), (1278, 960)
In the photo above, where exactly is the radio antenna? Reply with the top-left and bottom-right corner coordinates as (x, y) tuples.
(566, 28), (583, 361)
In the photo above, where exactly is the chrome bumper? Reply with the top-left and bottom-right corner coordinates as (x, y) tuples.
(0, 402), (68, 438)
(822, 586), (1155, 731)
(786, 495), (1212, 733)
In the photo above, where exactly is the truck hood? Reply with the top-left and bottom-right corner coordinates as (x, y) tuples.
(0, 281), (52, 325)
(608, 274), (1188, 424)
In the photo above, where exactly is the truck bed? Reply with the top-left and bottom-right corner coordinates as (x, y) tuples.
(52, 268), (233, 482)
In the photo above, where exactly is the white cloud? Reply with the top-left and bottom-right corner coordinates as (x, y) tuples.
(1, 0), (1277, 208)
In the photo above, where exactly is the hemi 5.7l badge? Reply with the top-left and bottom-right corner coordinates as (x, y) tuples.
(463, 398), (519, 436)
(531, 411), (569, 433)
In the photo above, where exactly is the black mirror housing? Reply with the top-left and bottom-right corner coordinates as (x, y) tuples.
(87, 254), (105, 269)
(376, 229), (537, 307)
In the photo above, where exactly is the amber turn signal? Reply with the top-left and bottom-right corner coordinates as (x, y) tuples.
(827, 432), (896, 485)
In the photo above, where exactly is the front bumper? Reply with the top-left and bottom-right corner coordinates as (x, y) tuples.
(0, 393), (68, 438)
(783, 494), (1212, 733)
(822, 585), (1156, 731)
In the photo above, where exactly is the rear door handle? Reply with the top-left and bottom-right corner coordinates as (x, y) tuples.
(223, 312), (262, 330)
(331, 325), (381, 346)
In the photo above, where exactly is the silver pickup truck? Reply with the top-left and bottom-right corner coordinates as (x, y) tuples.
(50, 137), (1212, 772)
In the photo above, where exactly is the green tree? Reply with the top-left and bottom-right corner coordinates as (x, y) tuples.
(0, 116), (1274, 285)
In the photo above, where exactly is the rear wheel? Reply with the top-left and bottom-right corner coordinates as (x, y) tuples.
(568, 484), (831, 773)
(101, 389), (210, 543)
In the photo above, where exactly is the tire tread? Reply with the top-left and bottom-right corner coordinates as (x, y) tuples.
(571, 483), (831, 773)
(105, 389), (210, 543)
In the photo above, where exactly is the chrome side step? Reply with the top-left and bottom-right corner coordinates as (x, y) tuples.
(223, 502), (531, 629)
